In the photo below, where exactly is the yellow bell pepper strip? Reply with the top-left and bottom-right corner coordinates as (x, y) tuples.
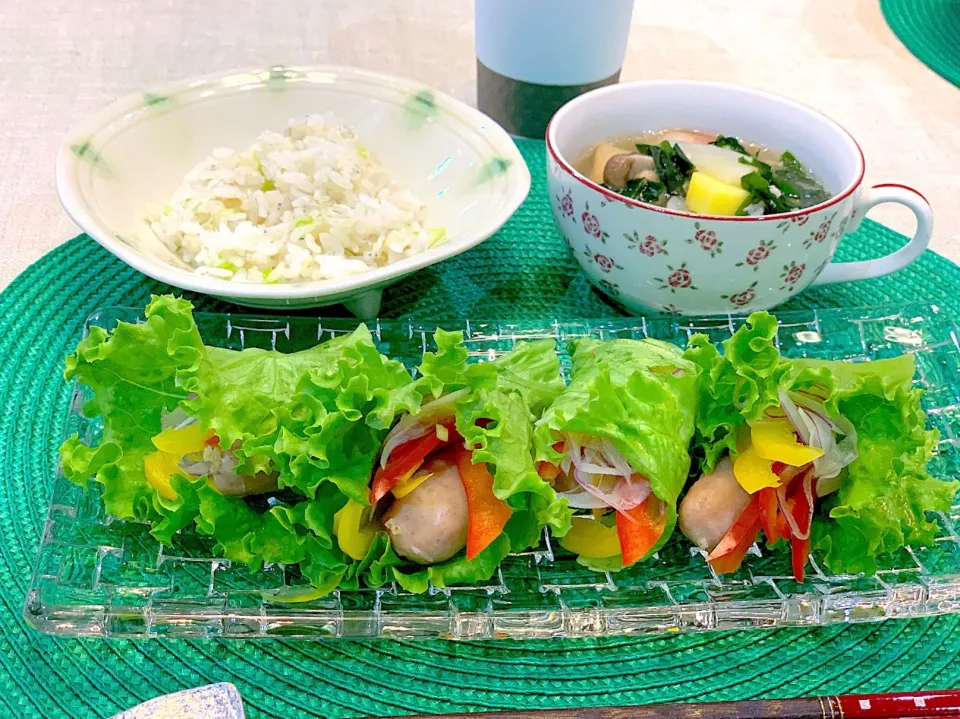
(750, 420), (823, 466)
(454, 444), (512, 561)
(151, 424), (215, 455)
(707, 494), (762, 574)
(733, 445), (782, 493)
(559, 516), (621, 559)
(143, 450), (183, 501)
(392, 470), (433, 499)
(616, 494), (667, 567)
(333, 500), (376, 561)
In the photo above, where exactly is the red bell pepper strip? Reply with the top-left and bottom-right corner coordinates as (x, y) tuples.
(455, 444), (512, 560)
(205, 434), (220, 448)
(789, 469), (816, 582)
(707, 494), (762, 574)
(792, 536), (811, 583)
(758, 487), (780, 545)
(370, 421), (458, 503)
(616, 495), (667, 567)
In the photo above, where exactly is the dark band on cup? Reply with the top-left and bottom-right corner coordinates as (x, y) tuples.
(477, 59), (621, 139)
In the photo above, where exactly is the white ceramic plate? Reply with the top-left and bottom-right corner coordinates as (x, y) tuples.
(56, 65), (530, 317)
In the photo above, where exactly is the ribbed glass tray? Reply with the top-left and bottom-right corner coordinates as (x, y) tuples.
(23, 303), (960, 639)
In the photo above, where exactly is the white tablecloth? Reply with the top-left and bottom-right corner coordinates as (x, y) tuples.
(1, 0), (958, 289)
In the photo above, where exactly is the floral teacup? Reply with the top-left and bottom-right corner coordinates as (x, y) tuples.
(546, 81), (933, 315)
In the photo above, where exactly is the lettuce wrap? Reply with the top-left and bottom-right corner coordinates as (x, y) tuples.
(680, 312), (959, 577)
(533, 338), (699, 571)
(354, 330), (573, 593)
(60, 295), (414, 592)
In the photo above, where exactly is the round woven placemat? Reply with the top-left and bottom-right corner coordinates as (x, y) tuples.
(882, 0), (960, 87)
(3, 139), (960, 719)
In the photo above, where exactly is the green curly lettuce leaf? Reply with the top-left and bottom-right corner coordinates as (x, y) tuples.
(184, 325), (413, 486)
(365, 533), (513, 594)
(456, 387), (572, 534)
(683, 311), (784, 472)
(808, 359), (959, 574)
(534, 337), (699, 560)
(193, 480), (348, 591)
(59, 295), (205, 521)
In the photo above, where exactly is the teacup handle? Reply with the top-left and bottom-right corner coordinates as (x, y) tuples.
(811, 183), (933, 286)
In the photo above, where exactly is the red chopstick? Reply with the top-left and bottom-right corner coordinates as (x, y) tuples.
(374, 690), (960, 719)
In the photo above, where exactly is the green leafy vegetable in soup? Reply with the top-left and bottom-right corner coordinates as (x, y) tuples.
(576, 129), (831, 217)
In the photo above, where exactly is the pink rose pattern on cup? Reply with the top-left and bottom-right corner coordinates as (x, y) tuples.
(722, 281), (758, 307)
(655, 263), (697, 292)
(556, 189), (575, 219)
(573, 210), (850, 309)
(736, 239), (777, 272)
(626, 231), (668, 257)
(552, 167), (847, 313)
(580, 202), (609, 242)
(780, 261), (805, 290)
(804, 212), (837, 249)
(686, 222), (723, 257)
(583, 247), (623, 273)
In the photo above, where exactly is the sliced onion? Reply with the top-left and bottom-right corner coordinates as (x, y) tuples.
(566, 434), (632, 479)
(557, 488), (611, 509)
(558, 432), (651, 511)
(776, 471), (814, 541)
(572, 466), (651, 511)
(776, 482), (804, 540)
(796, 472), (816, 539)
(379, 388), (469, 468)
(600, 439), (634, 479)
(788, 392), (859, 483)
(778, 389), (810, 444)
(180, 459), (211, 476)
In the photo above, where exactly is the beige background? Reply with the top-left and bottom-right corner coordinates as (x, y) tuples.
(1, 0), (959, 289)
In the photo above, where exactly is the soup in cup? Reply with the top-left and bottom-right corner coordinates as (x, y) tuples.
(546, 80), (932, 315)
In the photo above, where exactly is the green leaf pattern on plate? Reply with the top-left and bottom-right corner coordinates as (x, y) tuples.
(476, 157), (512, 185)
(70, 141), (112, 177)
(404, 90), (438, 129)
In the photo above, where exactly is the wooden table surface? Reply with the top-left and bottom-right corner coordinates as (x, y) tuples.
(1, 0), (958, 290)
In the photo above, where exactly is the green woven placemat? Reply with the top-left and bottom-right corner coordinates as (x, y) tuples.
(882, 0), (960, 87)
(3, 139), (960, 718)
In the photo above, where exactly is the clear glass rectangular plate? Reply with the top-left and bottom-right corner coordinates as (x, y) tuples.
(23, 302), (960, 639)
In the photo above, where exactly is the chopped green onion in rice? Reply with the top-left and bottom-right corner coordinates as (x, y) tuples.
(144, 114), (443, 283)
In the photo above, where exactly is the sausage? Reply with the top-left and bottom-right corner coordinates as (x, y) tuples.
(186, 442), (280, 497)
(678, 458), (750, 551)
(382, 452), (468, 564)
(660, 129), (717, 145)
